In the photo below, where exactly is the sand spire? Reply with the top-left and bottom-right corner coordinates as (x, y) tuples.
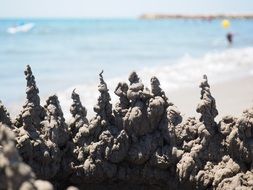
(15, 65), (45, 131)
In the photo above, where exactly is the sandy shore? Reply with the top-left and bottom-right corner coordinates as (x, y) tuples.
(7, 75), (253, 122)
(169, 75), (253, 119)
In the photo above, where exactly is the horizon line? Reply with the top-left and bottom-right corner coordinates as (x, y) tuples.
(1, 12), (253, 20)
(0, 16), (136, 20)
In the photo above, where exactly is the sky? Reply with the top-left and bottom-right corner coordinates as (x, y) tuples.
(1, 0), (253, 18)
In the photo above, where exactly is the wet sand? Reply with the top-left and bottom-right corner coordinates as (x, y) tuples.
(2, 66), (253, 189)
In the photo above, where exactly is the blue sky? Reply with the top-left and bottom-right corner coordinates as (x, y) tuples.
(1, 0), (253, 18)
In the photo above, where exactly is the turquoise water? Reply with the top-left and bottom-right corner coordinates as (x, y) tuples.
(0, 19), (253, 114)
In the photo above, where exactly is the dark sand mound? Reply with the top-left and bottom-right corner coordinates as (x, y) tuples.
(1, 65), (253, 190)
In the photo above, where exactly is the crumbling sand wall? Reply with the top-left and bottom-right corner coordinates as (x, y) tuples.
(0, 65), (253, 190)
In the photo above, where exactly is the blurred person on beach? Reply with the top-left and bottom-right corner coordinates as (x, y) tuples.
(226, 32), (233, 44)
(222, 19), (233, 45)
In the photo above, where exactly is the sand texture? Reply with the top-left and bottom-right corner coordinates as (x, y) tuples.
(1, 65), (253, 190)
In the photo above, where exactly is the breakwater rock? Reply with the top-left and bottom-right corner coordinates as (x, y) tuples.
(0, 65), (253, 190)
(139, 13), (253, 20)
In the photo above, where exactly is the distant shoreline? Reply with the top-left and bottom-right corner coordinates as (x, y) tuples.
(139, 14), (253, 20)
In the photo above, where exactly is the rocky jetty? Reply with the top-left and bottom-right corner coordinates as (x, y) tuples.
(139, 13), (253, 20)
(0, 65), (253, 190)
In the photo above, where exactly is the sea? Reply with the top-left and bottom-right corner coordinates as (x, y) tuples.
(0, 19), (253, 118)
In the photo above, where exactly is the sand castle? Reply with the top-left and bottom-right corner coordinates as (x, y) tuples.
(1, 65), (253, 190)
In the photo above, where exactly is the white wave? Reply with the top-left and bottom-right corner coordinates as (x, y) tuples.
(140, 47), (253, 89)
(57, 47), (253, 120)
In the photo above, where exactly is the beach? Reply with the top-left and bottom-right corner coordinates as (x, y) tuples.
(1, 63), (253, 190)
(2, 0), (253, 188)
(6, 69), (253, 121)
(1, 19), (253, 113)
(1, 18), (253, 190)
(170, 75), (253, 119)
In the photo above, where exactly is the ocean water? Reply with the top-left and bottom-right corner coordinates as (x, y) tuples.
(0, 19), (253, 117)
